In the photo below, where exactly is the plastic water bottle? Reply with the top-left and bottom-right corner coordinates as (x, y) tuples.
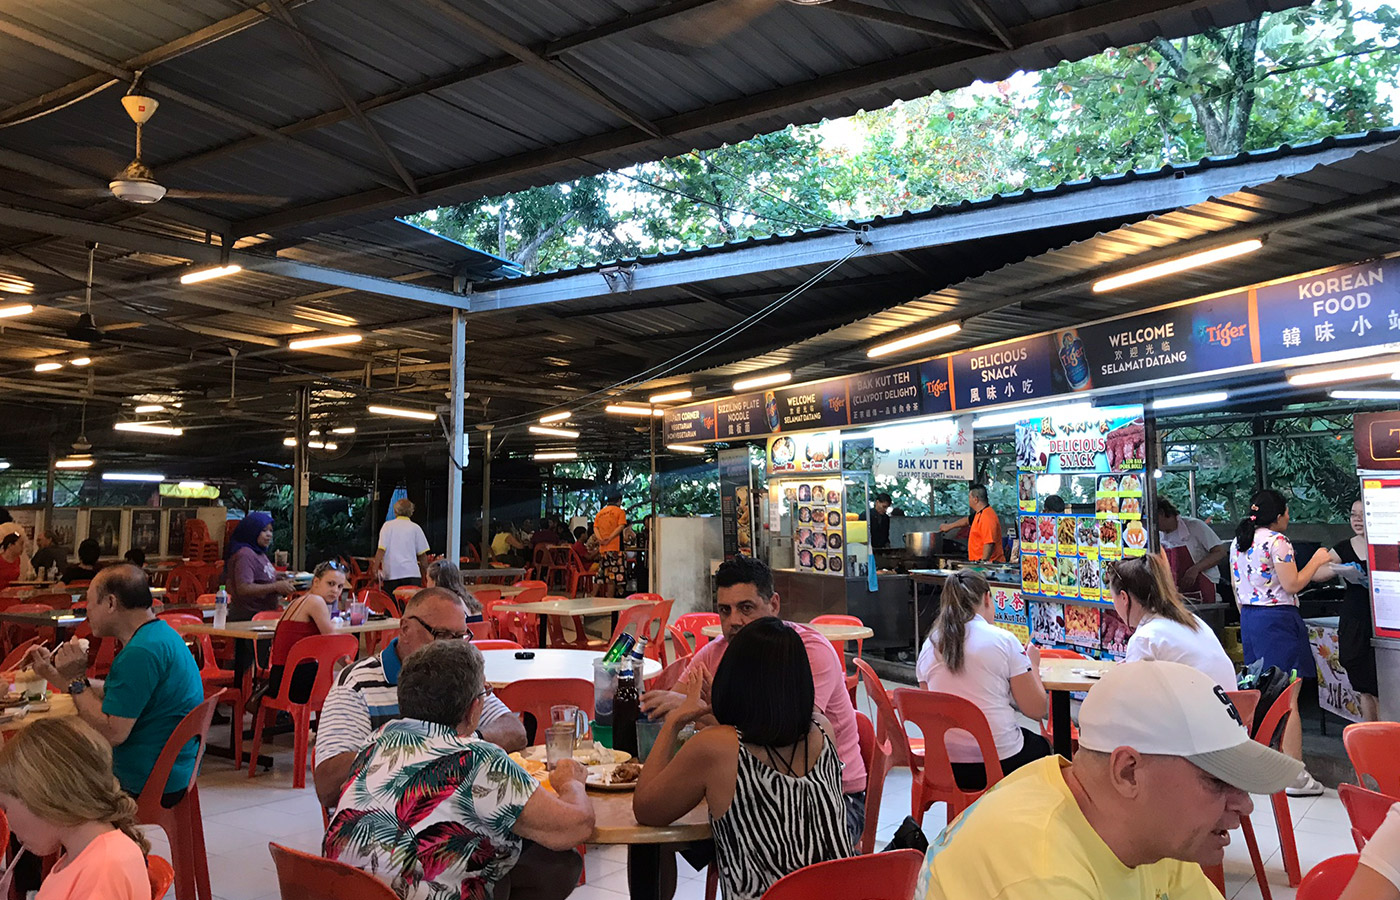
(213, 585), (228, 629)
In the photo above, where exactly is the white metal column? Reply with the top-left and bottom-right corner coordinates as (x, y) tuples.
(446, 309), (466, 564)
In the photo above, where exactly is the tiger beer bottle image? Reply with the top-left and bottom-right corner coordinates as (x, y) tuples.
(1057, 329), (1093, 391)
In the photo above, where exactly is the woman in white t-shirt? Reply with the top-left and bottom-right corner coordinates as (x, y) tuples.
(1107, 554), (1237, 689)
(917, 570), (1049, 790)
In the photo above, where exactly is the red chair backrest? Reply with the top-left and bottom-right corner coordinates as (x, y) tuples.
(0, 809), (9, 863)
(1339, 783), (1399, 849)
(357, 588), (400, 617)
(268, 841), (399, 900)
(1225, 689), (1261, 732)
(24, 593), (75, 611)
(853, 657), (913, 769)
(147, 854), (174, 900)
(0, 636), (41, 671)
(1295, 853), (1360, 900)
(494, 677), (594, 744)
(626, 593), (666, 604)
(510, 583), (549, 605)
(494, 610), (533, 647)
(672, 612), (720, 654)
(1344, 721), (1400, 796)
(1255, 677), (1303, 748)
(467, 621), (495, 641)
(135, 690), (223, 819)
(667, 625), (694, 660)
(474, 639), (523, 651)
(893, 687), (1004, 796)
(252, 610), (283, 621)
(266, 634), (359, 714)
(813, 613), (865, 661)
(760, 848), (924, 899)
(162, 613), (222, 675)
(854, 710), (888, 855)
(609, 601), (673, 660)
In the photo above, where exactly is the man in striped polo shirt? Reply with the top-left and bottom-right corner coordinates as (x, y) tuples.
(314, 587), (527, 809)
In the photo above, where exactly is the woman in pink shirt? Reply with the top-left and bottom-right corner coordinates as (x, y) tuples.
(0, 718), (151, 900)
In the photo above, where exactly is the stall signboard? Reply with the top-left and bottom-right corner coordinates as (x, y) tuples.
(1308, 618), (1365, 722)
(766, 432), (840, 475)
(664, 254), (1400, 446)
(1361, 475), (1400, 640)
(717, 448), (754, 559)
(1070, 291), (1254, 388)
(1014, 404), (1147, 475)
(871, 416), (973, 480)
(1356, 411), (1400, 470)
(663, 402), (717, 444)
(992, 586), (1030, 644)
(1257, 258), (1400, 363)
(716, 395), (764, 440)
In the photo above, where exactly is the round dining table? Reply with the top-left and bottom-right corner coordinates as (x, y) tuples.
(1039, 657), (1115, 757)
(0, 692), (76, 733)
(479, 648), (660, 687)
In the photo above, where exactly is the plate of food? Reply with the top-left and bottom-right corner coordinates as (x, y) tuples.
(1039, 555), (1058, 589)
(1076, 518), (1098, 548)
(1038, 516), (1056, 544)
(1020, 516), (1038, 543)
(1123, 520), (1148, 550)
(797, 506), (812, 524)
(827, 532), (843, 551)
(810, 486), (826, 505)
(828, 554), (844, 574)
(1119, 473), (1142, 494)
(798, 549), (814, 567)
(1096, 496), (1119, 515)
(806, 437), (834, 464)
(1099, 518), (1122, 548)
(827, 510), (842, 528)
(587, 761), (643, 791)
(797, 484), (812, 503)
(813, 554), (828, 571)
(1021, 554), (1040, 590)
(796, 527), (813, 547)
(1056, 517), (1076, 547)
(520, 743), (631, 766)
(1097, 475), (1119, 494)
(813, 532), (828, 550)
(771, 437), (797, 467)
(1078, 558), (1101, 591)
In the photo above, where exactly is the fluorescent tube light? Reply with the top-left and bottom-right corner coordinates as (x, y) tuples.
(732, 372), (791, 391)
(1330, 389), (1400, 401)
(529, 425), (580, 439)
(649, 389), (693, 404)
(34, 362), (62, 372)
(539, 412), (572, 424)
(0, 304), (34, 318)
(1150, 391), (1229, 410)
(368, 404), (437, 421)
(180, 264), (241, 285)
(1287, 358), (1400, 387)
(0, 462), (10, 470)
(288, 333), (363, 350)
(102, 472), (165, 482)
(667, 444), (706, 454)
(533, 451), (578, 461)
(331, 426), (356, 434)
(55, 458), (94, 469)
(867, 322), (962, 358)
(307, 440), (326, 450)
(177, 481), (206, 490)
(133, 404), (165, 414)
(605, 404), (664, 417)
(1092, 240), (1263, 292)
(114, 422), (183, 437)
(283, 437), (297, 447)
(69, 357), (91, 367)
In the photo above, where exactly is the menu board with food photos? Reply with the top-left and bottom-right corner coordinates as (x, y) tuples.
(766, 432), (841, 475)
(718, 447), (754, 559)
(784, 477), (847, 576)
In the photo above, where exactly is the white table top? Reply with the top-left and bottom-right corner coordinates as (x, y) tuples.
(491, 597), (642, 617)
(479, 648), (661, 687)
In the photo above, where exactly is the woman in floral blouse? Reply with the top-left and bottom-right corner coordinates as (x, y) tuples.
(1229, 488), (1332, 797)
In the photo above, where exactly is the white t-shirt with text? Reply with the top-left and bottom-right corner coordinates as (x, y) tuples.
(377, 516), (429, 581)
(1125, 612), (1237, 689)
(917, 616), (1032, 763)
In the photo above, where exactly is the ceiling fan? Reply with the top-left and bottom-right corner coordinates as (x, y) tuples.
(49, 90), (286, 207)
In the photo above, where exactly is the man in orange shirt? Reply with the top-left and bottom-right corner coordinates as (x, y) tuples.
(593, 495), (628, 597)
(938, 484), (1005, 562)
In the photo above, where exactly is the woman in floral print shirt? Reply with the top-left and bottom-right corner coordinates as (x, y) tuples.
(1229, 488), (1332, 797)
(324, 640), (594, 900)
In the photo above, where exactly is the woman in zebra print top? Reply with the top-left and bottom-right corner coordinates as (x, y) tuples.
(633, 617), (851, 899)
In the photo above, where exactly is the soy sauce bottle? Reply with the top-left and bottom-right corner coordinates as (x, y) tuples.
(613, 657), (640, 757)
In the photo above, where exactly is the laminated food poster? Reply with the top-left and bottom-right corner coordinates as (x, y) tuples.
(1031, 602), (1065, 645)
(1064, 604), (1101, 648)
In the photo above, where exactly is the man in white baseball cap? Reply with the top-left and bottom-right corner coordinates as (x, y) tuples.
(917, 660), (1304, 899)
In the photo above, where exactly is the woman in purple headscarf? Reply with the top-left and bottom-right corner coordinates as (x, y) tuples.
(226, 512), (294, 619)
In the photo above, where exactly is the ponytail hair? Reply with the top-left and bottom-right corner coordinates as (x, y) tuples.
(1106, 554), (1197, 630)
(1235, 488), (1288, 553)
(932, 570), (991, 674)
(0, 717), (151, 857)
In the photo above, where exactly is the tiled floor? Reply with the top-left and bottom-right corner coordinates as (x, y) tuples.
(158, 696), (1359, 900)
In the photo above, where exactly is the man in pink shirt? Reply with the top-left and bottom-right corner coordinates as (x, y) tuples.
(643, 556), (868, 847)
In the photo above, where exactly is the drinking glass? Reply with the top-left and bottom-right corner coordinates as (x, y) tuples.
(551, 704), (589, 740)
(348, 601), (368, 626)
(635, 716), (664, 762)
(544, 723), (577, 770)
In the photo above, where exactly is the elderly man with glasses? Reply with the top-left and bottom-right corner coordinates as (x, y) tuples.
(314, 587), (527, 809)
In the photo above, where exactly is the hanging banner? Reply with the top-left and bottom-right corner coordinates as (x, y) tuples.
(1013, 404), (1147, 475)
(1070, 291), (1254, 389)
(717, 448), (753, 558)
(849, 364), (923, 425)
(716, 395), (764, 440)
(766, 432), (840, 475)
(949, 334), (1060, 410)
(770, 381), (848, 432)
(1257, 258), (1400, 363)
(662, 402), (716, 444)
(870, 416), (973, 480)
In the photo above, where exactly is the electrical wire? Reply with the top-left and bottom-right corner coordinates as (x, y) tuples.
(0, 79), (119, 128)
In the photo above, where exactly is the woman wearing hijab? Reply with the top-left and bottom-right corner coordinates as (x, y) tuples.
(225, 513), (294, 679)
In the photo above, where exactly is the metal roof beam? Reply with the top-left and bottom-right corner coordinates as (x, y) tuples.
(0, 11), (410, 195)
(824, 1), (1004, 50)
(0, 203), (471, 309)
(0, 0), (314, 125)
(460, 142), (1370, 312)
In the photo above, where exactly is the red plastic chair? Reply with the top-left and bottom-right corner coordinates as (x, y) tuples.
(494, 610), (536, 648)
(149, 854), (175, 900)
(813, 614), (865, 700)
(1339, 783), (1399, 850)
(1253, 678), (1306, 886)
(627, 593), (666, 605)
(1037, 648), (1086, 659)
(0, 603), (58, 652)
(248, 634), (358, 789)
(533, 594), (596, 650)
(472, 589), (505, 620)
(0, 635), (41, 671)
(607, 601), (673, 665)
(136, 690), (223, 900)
(268, 841), (399, 900)
(565, 556), (596, 598)
(473, 639), (524, 650)
(671, 612), (720, 656)
(164, 566), (208, 606)
(646, 657), (690, 692)
(1202, 692), (1271, 899)
(853, 658), (924, 771)
(1296, 853), (1360, 900)
(71, 620), (118, 680)
(502, 582), (549, 647)
(467, 621), (495, 641)
(356, 587), (401, 618)
(760, 848), (924, 900)
(544, 546), (574, 593)
(24, 592), (76, 610)
(1344, 721), (1400, 796)
(854, 711), (887, 855)
(165, 613), (246, 768)
(893, 688), (1003, 826)
(494, 677), (594, 744)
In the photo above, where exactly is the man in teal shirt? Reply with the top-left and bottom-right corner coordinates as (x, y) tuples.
(28, 563), (203, 798)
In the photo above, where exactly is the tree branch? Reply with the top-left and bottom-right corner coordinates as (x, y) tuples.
(1262, 44), (1399, 79)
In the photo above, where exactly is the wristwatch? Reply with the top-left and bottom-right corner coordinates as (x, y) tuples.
(68, 677), (89, 695)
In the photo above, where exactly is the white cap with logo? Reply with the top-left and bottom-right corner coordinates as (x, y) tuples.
(1078, 660), (1304, 795)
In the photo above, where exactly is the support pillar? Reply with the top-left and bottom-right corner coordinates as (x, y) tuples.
(481, 426), (493, 565)
(446, 310), (467, 564)
(292, 386), (309, 570)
